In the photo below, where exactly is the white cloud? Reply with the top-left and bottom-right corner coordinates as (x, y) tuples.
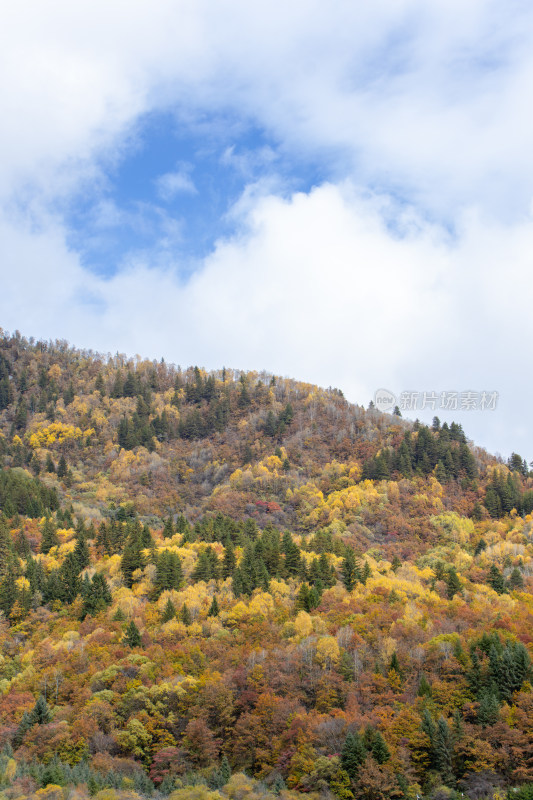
(2, 182), (532, 455)
(1, 1), (533, 456)
(156, 167), (197, 200)
(3, 2), (533, 214)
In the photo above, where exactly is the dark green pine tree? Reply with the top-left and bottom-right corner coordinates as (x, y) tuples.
(232, 568), (244, 598)
(222, 541), (236, 578)
(484, 487), (502, 518)
(73, 533), (90, 571)
(445, 568), (462, 599)
(369, 729), (390, 765)
(296, 583), (313, 612)
(341, 549), (360, 591)
(161, 597), (176, 622)
(435, 460), (448, 484)
(30, 694), (52, 725)
(111, 371), (125, 398)
(433, 717), (454, 785)
(180, 603), (192, 625)
(501, 474), (520, 513)
(391, 555), (402, 573)
(489, 640), (531, 702)
(141, 523), (153, 548)
(360, 561), (372, 585)
(26, 556), (46, 596)
(508, 567), (524, 590)
(340, 732), (367, 779)
(44, 569), (63, 603)
(40, 517), (59, 554)
(121, 529), (145, 588)
(175, 514), (190, 536)
(45, 453), (56, 473)
(389, 652), (402, 677)
(0, 377), (13, 410)
(81, 573), (112, 618)
(41, 756), (66, 787)
(220, 754), (231, 785)
(363, 725), (390, 764)
(192, 546), (220, 582)
(417, 674), (432, 698)
(207, 596), (220, 617)
(474, 539), (487, 556)
(421, 710), (437, 769)
(0, 562), (17, 617)
(243, 518), (258, 540)
(318, 553), (336, 588)
(57, 455), (68, 479)
(58, 552), (81, 603)
(0, 517), (14, 580)
(162, 517), (174, 539)
(256, 559), (270, 592)
(477, 688), (500, 727)
(263, 410), (277, 437)
(397, 440), (413, 477)
(123, 620), (142, 647)
(13, 710), (34, 747)
(459, 442), (478, 478)
(154, 550), (183, 596)
(281, 531), (301, 577)
(487, 563), (507, 595)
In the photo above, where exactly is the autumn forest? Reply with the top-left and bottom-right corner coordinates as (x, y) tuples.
(0, 329), (532, 800)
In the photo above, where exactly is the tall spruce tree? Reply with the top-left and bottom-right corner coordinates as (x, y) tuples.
(341, 732), (366, 779)
(341, 549), (360, 591)
(40, 517), (59, 554)
(123, 620), (142, 647)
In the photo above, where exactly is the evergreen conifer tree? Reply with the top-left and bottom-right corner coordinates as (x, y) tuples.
(222, 541), (236, 578)
(207, 596), (219, 617)
(123, 620), (142, 647)
(369, 730), (390, 764)
(30, 695), (52, 725)
(434, 717), (454, 785)
(220, 754), (231, 784)
(445, 568), (462, 599)
(13, 710), (34, 747)
(341, 549), (360, 591)
(508, 567), (524, 590)
(340, 732), (366, 779)
(57, 455), (67, 479)
(73, 534), (90, 570)
(477, 689), (500, 726)
(40, 517), (59, 554)
(161, 598), (176, 622)
(487, 564), (506, 594)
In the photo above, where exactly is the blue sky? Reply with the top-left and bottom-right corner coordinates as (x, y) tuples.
(1, 0), (533, 459)
(64, 109), (333, 276)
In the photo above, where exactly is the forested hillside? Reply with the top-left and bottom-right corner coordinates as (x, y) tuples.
(0, 329), (532, 800)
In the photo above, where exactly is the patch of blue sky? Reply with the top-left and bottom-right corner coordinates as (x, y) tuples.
(63, 109), (338, 279)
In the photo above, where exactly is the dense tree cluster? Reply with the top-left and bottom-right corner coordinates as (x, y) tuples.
(361, 422), (478, 483)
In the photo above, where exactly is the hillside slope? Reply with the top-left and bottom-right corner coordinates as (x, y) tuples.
(0, 330), (532, 800)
